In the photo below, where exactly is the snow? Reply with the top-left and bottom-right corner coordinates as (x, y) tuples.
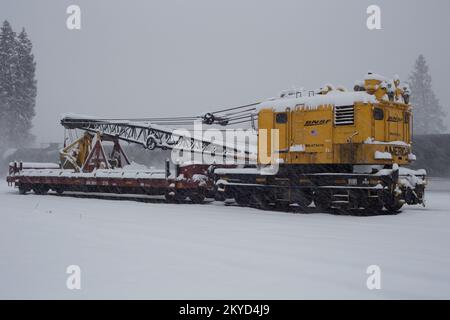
(61, 113), (101, 120)
(11, 162), (60, 169)
(192, 174), (208, 183)
(364, 72), (387, 82)
(175, 173), (185, 181)
(1, 180), (450, 299)
(15, 168), (166, 179)
(178, 161), (208, 167)
(290, 144), (305, 152)
(374, 151), (393, 160)
(94, 169), (166, 179)
(398, 167), (427, 189)
(364, 137), (411, 147)
(214, 167), (261, 175)
(399, 167), (427, 176)
(122, 161), (150, 171)
(257, 91), (377, 112)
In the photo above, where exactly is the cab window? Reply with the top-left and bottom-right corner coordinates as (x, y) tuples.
(373, 108), (384, 120)
(276, 113), (288, 124)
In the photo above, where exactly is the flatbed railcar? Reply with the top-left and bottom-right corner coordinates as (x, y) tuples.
(6, 161), (214, 204)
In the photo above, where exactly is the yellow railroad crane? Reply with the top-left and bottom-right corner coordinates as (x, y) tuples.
(57, 72), (426, 214)
(215, 73), (426, 213)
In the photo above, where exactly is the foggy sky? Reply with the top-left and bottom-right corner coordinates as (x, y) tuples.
(1, 0), (450, 143)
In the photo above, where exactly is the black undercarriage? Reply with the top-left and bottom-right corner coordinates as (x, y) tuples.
(214, 164), (426, 214)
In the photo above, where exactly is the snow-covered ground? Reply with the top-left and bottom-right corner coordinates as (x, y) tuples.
(0, 178), (449, 299)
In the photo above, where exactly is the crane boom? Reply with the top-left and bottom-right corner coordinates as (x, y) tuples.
(60, 115), (255, 162)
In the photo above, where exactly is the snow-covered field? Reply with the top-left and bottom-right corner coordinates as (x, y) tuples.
(0, 179), (449, 299)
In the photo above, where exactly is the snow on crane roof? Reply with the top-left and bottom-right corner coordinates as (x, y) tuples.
(364, 72), (387, 82)
(257, 91), (377, 112)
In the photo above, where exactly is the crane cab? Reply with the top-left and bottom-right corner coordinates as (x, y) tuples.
(257, 74), (414, 167)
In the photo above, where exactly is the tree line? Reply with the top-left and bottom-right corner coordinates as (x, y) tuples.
(0, 20), (36, 152)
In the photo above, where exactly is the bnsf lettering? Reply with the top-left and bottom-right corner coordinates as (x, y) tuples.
(387, 116), (402, 122)
(304, 119), (331, 126)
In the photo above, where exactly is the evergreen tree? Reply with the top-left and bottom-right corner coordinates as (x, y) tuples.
(0, 20), (36, 151)
(409, 55), (446, 134)
(15, 28), (36, 145)
(0, 20), (18, 149)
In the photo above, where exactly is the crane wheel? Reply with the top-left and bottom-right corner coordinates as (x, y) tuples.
(365, 198), (383, 213)
(165, 190), (186, 203)
(314, 190), (332, 211)
(189, 192), (205, 204)
(384, 202), (404, 214)
(275, 201), (291, 211)
(293, 190), (314, 209)
(234, 191), (250, 206)
(214, 191), (226, 202)
(33, 186), (49, 195)
(250, 192), (272, 210)
(19, 186), (29, 195)
(383, 194), (404, 214)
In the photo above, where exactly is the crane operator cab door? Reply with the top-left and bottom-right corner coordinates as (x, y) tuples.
(273, 111), (289, 163)
(257, 109), (289, 165)
(373, 106), (386, 141)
